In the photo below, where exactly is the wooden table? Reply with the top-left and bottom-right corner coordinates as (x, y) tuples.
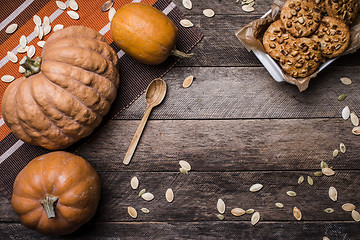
(1, 0), (360, 239)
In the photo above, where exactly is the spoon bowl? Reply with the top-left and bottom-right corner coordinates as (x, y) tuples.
(145, 78), (167, 107)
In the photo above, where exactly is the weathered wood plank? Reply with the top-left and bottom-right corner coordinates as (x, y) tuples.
(1, 221), (359, 240)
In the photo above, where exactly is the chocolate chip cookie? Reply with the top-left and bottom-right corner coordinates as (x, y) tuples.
(311, 16), (351, 58)
(280, 0), (322, 37)
(263, 20), (295, 61)
(325, 0), (359, 25)
(279, 38), (323, 78)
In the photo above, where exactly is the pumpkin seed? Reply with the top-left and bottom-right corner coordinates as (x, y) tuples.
(67, 10), (79, 20)
(314, 171), (323, 177)
(329, 186), (337, 202)
(203, 9), (215, 18)
(250, 183), (263, 192)
(43, 16), (50, 26)
(338, 94), (347, 101)
(217, 199), (225, 214)
(293, 207), (302, 220)
(275, 203), (284, 208)
(69, 0), (79, 11)
(333, 149), (339, 157)
(352, 210), (360, 222)
(183, 75), (194, 88)
(352, 126), (360, 135)
(242, 4), (255, 12)
(5, 23), (18, 34)
(33, 15), (41, 26)
(37, 41), (45, 48)
(56, 1), (67, 10)
(297, 176), (304, 185)
(342, 106), (350, 120)
(101, 0), (114, 12)
(342, 203), (356, 212)
(340, 77), (352, 85)
(322, 168), (335, 176)
(27, 45), (35, 58)
(141, 208), (150, 213)
(17, 46), (27, 53)
(108, 7), (116, 21)
(231, 208), (245, 216)
(324, 208), (334, 213)
(350, 112), (359, 126)
(130, 176), (139, 189)
(43, 25), (51, 36)
(166, 188), (174, 203)
(323, 237), (330, 240)
(53, 24), (64, 32)
(286, 191), (297, 197)
(1, 75), (15, 83)
(251, 211), (260, 225)
(182, 0), (192, 10)
(321, 161), (329, 169)
(127, 206), (137, 218)
(34, 25), (40, 37)
(179, 160), (191, 171)
(180, 19), (194, 28)
(19, 66), (26, 74)
(307, 176), (314, 186)
(141, 192), (154, 201)
(179, 167), (188, 174)
(217, 214), (224, 220)
(7, 51), (18, 63)
(38, 26), (44, 40)
(246, 209), (255, 214)
(139, 189), (146, 197)
(20, 35), (27, 48)
(339, 143), (346, 153)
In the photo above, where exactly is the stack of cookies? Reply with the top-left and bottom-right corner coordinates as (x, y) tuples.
(263, 0), (358, 78)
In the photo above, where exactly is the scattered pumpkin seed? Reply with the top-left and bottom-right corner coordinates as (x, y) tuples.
(5, 23), (18, 34)
(275, 203), (284, 208)
(183, 75), (194, 88)
(286, 191), (297, 197)
(179, 167), (188, 174)
(314, 171), (323, 177)
(101, 0), (114, 12)
(251, 211), (260, 225)
(339, 143), (346, 153)
(141, 192), (154, 201)
(34, 25), (40, 37)
(249, 183), (263, 192)
(246, 209), (255, 214)
(38, 26), (44, 40)
(37, 41), (45, 48)
(67, 10), (79, 20)
(53, 24), (64, 32)
(7, 51), (18, 63)
(333, 149), (339, 158)
(342, 203), (356, 212)
(139, 189), (146, 197)
(17, 47), (27, 53)
(307, 176), (314, 186)
(180, 19), (194, 28)
(297, 176), (304, 185)
(203, 9), (215, 18)
(27, 45), (35, 58)
(179, 160), (191, 171)
(338, 94), (347, 101)
(340, 77), (352, 85)
(321, 161), (329, 169)
(329, 186), (337, 202)
(166, 188), (174, 203)
(43, 16), (50, 26)
(217, 199), (225, 214)
(242, 4), (255, 12)
(127, 206), (137, 218)
(20, 35), (27, 48)
(141, 208), (150, 213)
(182, 0), (192, 10)
(43, 25), (51, 36)
(342, 106), (350, 120)
(293, 207), (302, 220)
(217, 214), (224, 220)
(33, 15), (42, 26)
(323, 237), (330, 240)
(352, 126), (360, 135)
(352, 210), (360, 222)
(108, 7), (116, 21)
(130, 176), (139, 189)
(231, 208), (245, 216)
(350, 112), (359, 126)
(69, 0), (79, 11)
(19, 66), (26, 74)
(1, 75), (15, 83)
(324, 208), (334, 214)
(56, 1), (67, 10)
(322, 168), (335, 176)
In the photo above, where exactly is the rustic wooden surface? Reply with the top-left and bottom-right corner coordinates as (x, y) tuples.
(1, 0), (360, 239)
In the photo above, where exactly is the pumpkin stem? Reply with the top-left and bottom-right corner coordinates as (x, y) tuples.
(40, 195), (59, 219)
(20, 56), (42, 77)
(171, 49), (194, 59)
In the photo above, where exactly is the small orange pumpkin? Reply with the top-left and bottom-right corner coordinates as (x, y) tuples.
(110, 2), (192, 65)
(11, 151), (101, 235)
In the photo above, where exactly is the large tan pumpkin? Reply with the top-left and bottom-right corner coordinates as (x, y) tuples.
(1, 26), (119, 150)
(11, 151), (101, 235)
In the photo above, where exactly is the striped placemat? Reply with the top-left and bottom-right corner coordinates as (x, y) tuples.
(0, 0), (203, 199)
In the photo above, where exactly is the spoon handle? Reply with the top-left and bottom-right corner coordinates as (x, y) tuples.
(123, 106), (153, 165)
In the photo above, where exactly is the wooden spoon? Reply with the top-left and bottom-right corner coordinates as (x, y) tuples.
(123, 78), (167, 165)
